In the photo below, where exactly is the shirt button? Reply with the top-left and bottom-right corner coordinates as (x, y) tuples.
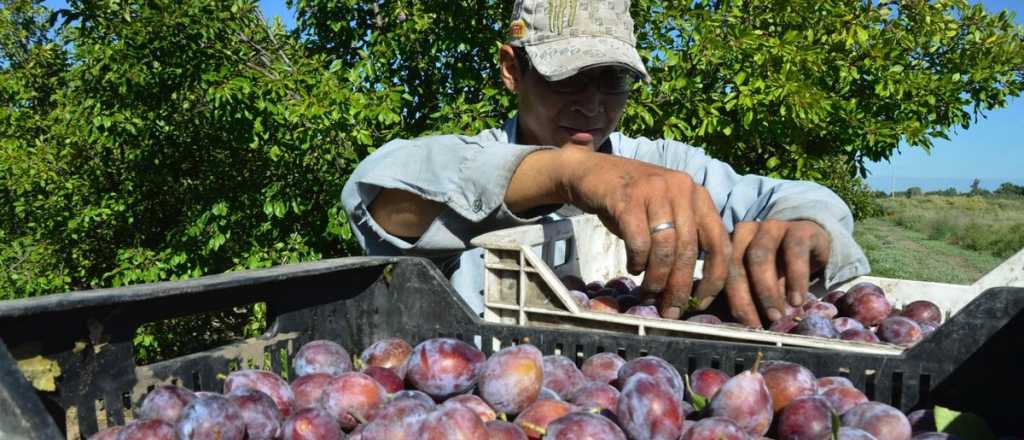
(473, 199), (483, 212)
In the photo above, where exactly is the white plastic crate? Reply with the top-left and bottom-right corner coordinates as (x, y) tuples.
(470, 214), (1024, 356)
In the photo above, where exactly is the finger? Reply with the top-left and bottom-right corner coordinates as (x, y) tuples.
(641, 196), (677, 297)
(691, 188), (731, 311)
(617, 195), (652, 276)
(781, 226), (814, 307)
(659, 192), (699, 319)
(744, 219), (788, 322)
(724, 221), (761, 327)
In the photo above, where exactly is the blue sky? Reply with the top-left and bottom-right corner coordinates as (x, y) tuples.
(45, 1), (1024, 191)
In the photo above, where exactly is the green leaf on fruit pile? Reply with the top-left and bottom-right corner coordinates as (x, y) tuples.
(934, 406), (995, 440)
(16, 355), (61, 392)
(684, 373), (709, 412)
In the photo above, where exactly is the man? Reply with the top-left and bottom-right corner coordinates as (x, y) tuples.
(341, 0), (869, 328)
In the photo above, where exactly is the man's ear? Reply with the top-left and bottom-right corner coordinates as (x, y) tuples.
(499, 44), (521, 93)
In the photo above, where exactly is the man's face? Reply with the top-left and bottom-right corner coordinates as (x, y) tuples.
(504, 49), (632, 150)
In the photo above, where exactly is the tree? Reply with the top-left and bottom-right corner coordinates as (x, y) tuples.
(905, 186), (923, 198)
(995, 182), (1024, 197)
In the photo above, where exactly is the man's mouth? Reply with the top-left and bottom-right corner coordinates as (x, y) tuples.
(561, 126), (601, 143)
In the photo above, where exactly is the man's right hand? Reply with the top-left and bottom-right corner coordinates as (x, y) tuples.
(508, 147), (733, 320)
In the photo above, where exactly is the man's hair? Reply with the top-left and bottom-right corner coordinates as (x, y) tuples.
(512, 46), (531, 75)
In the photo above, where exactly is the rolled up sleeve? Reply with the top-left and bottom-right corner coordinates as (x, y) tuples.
(341, 134), (557, 258)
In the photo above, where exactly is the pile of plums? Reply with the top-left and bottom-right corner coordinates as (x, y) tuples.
(560, 275), (945, 348)
(89, 335), (965, 440)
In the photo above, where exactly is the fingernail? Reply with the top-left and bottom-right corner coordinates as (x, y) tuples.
(766, 308), (782, 322)
(699, 297), (715, 310)
(664, 307), (682, 320)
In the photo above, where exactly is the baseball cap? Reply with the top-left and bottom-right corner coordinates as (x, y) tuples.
(508, 0), (650, 82)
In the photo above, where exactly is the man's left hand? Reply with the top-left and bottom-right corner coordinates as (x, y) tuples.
(705, 219), (831, 328)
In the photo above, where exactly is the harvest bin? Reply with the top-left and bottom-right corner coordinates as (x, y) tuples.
(0, 257), (1021, 438)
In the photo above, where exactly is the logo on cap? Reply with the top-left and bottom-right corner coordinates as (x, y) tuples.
(548, 0), (578, 35)
(509, 19), (527, 40)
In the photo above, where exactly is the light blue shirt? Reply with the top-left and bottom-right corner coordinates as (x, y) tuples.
(341, 117), (870, 315)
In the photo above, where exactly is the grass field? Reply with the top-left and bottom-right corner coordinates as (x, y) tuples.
(853, 195), (1024, 284)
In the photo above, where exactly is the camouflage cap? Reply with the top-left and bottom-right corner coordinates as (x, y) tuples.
(508, 0), (650, 82)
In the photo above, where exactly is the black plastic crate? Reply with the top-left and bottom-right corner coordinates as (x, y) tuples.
(0, 256), (1021, 438)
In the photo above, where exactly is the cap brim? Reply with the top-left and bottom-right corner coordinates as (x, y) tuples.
(524, 36), (650, 82)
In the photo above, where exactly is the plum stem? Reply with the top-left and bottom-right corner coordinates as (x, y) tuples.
(750, 352), (764, 373)
(521, 421), (546, 436)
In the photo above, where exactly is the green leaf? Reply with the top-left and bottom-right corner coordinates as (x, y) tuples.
(934, 406), (995, 440)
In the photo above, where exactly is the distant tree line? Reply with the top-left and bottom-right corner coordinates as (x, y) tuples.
(875, 179), (1024, 198)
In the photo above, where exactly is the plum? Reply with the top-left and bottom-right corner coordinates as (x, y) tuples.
(833, 317), (866, 333)
(776, 395), (834, 440)
(838, 427), (881, 440)
(803, 301), (839, 319)
(617, 356), (685, 402)
(791, 315), (840, 339)
(560, 274), (587, 292)
(605, 276), (637, 296)
(570, 382), (620, 414)
(478, 345), (543, 415)
(823, 290), (847, 304)
(759, 360), (817, 413)
(545, 411), (627, 439)
(358, 398), (431, 440)
(538, 387), (563, 401)
(363, 365), (403, 393)
(617, 295), (643, 312)
(281, 407), (343, 440)
(686, 314), (723, 325)
(689, 367), (730, 401)
(841, 328), (881, 343)
(88, 426), (122, 440)
(360, 337), (413, 372)
(838, 290), (892, 327)
(625, 304), (660, 317)
(404, 338), (485, 400)
(877, 317), (924, 347)
(901, 300), (943, 325)
(708, 355), (773, 436)
(584, 281), (604, 295)
(589, 295), (620, 313)
(486, 420), (528, 440)
(320, 371), (387, 430)
(568, 290), (591, 309)
(390, 389), (436, 407)
(175, 393), (246, 440)
(542, 355), (587, 401)
(617, 373), (685, 440)
(223, 369), (295, 418)
(581, 352), (625, 385)
(769, 315), (802, 333)
(920, 322), (938, 337)
(841, 402), (912, 440)
(291, 372), (332, 410)
(680, 417), (746, 440)
(116, 419), (175, 440)
(293, 340), (353, 377)
(907, 409), (936, 433)
(514, 399), (574, 439)
(817, 376), (854, 390)
(137, 384), (196, 424)
(446, 394), (497, 423)
(227, 389), (282, 440)
(821, 385), (868, 414)
(913, 433), (962, 440)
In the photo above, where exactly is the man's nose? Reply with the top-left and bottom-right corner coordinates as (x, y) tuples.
(571, 83), (603, 117)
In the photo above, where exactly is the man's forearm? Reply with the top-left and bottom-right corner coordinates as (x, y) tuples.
(368, 148), (577, 238)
